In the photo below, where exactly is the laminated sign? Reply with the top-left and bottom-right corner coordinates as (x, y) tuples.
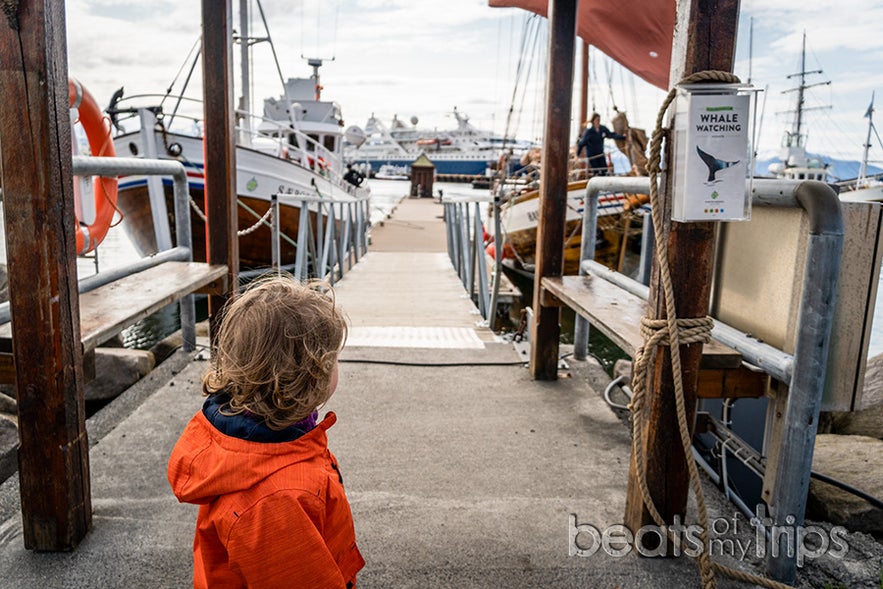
(673, 90), (751, 222)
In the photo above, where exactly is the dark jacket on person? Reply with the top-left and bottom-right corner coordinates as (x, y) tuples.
(577, 124), (625, 166)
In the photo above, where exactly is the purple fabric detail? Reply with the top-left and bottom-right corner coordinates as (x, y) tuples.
(292, 410), (319, 433)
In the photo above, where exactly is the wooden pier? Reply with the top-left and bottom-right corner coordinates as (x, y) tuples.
(0, 183), (761, 587)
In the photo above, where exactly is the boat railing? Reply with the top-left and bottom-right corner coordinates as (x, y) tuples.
(254, 191), (371, 284)
(0, 156), (203, 350)
(236, 111), (349, 188)
(441, 193), (502, 326)
(108, 93), (205, 137)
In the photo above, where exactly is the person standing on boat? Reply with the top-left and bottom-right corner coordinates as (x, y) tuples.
(576, 113), (625, 176)
(344, 163), (365, 187)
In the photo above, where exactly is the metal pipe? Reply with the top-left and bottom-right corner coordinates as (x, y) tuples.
(488, 191), (503, 329)
(71, 156), (198, 351)
(473, 203), (489, 319)
(581, 257), (796, 384)
(574, 176), (653, 359)
(271, 194), (280, 273)
(768, 180), (844, 584)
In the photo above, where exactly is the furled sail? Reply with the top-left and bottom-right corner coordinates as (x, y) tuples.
(488, 0), (675, 90)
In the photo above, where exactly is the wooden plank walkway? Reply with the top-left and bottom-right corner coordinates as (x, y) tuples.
(335, 196), (499, 347)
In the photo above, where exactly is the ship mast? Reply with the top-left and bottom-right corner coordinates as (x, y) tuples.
(859, 92), (875, 184)
(781, 32), (830, 159)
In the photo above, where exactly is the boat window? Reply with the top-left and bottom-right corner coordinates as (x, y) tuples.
(324, 135), (336, 152)
(307, 134), (319, 152)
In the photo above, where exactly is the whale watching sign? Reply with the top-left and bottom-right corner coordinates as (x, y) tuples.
(672, 84), (755, 222)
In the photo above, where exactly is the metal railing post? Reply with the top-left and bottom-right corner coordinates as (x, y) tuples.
(766, 181), (844, 584)
(295, 199), (310, 282)
(573, 176), (649, 360)
(271, 194), (281, 274)
(473, 201), (489, 319)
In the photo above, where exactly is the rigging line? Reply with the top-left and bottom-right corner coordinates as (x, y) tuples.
(255, 0), (288, 100)
(168, 46), (202, 130)
(505, 14), (539, 145)
(162, 36), (202, 106)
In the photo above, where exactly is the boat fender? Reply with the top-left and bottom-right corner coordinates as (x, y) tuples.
(69, 77), (119, 255)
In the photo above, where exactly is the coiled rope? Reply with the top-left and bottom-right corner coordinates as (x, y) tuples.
(627, 70), (793, 589)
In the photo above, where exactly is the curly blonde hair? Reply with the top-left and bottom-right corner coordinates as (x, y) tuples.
(203, 275), (348, 430)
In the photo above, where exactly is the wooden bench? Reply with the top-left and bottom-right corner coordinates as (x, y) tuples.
(542, 274), (768, 398)
(0, 261), (228, 384)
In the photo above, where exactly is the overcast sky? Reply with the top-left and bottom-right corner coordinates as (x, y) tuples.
(65, 1), (882, 167)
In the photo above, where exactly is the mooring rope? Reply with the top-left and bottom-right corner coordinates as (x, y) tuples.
(627, 69), (794, 589)
(237, 206), (273, 237)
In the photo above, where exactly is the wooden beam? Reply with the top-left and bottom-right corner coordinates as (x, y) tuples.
(202, 0), (238, 340)
(624, 0), (740, 541)
(0, 0), (92, 550)
(529, 0), (577, 380)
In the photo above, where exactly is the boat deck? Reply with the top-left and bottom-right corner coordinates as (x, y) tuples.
(0, 193), (784, 587)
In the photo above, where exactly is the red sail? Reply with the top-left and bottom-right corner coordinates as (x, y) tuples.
(489, 0), (675, 90)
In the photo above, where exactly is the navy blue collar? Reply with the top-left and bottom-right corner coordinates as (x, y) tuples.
(202, 394), (312, 443)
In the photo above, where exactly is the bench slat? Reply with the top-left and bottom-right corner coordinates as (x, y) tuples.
(542, 275), (743, 369)
(0, 261), (227, 353)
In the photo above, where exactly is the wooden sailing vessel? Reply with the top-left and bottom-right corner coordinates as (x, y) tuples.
(487, 109), (650, 276)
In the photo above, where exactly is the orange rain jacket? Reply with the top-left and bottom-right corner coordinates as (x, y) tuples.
(168, 410), (364, 588)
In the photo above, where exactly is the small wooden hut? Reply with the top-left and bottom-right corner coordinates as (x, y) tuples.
(409, 153), (435, 198)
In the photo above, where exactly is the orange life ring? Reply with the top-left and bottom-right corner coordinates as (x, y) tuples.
(69, 78), (118, 255)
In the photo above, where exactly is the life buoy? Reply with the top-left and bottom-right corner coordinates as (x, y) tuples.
(69, 78), (118, 255)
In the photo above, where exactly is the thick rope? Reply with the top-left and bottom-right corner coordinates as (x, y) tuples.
(627, 70), (794, 589)
(188, 195), (272, 237)
(237, 205), (273, 237)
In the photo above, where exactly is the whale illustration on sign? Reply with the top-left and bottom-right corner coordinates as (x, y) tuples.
(696, 145), (740, 182)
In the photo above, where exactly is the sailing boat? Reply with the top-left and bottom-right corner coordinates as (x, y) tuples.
(107, 1), (369, 270)
(838, 93), (883, 202)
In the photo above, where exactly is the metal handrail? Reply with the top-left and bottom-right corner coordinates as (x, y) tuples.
(572, 175), (844, 582)
(441, 194), (500, 325)
(267, 191), (371, 283)
(0, 156), (200, 350)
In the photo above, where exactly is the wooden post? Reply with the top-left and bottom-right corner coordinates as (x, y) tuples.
(624, 0), (740, 539)
(529, 0), (577, 380)
(202, 0), (238, 336)
(0, 0), (92, 549)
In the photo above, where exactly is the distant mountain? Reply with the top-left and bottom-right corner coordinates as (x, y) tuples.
(753, 151), (882, 182)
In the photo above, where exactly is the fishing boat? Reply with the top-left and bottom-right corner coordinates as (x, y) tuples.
(345, 108), (534, 177)
(107, 2), (368, 270)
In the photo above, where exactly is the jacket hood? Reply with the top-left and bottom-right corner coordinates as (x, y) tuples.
(168, 410), (337, 505)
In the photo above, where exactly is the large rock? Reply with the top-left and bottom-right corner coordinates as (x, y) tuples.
(807, 434), (883, 535)
(830, 353), (883, 439)
(84, 347), (155, 402)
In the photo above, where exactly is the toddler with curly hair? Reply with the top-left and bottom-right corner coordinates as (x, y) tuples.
(168, 275), (364, 588)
